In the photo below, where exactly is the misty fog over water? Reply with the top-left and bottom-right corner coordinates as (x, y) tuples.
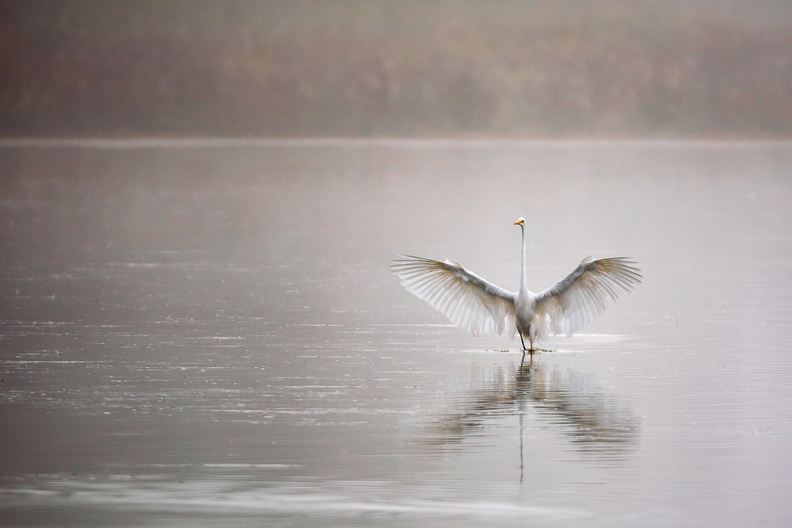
(2, 1), (792, 526)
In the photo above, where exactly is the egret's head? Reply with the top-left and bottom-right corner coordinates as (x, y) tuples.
(514, 217), (525, 226)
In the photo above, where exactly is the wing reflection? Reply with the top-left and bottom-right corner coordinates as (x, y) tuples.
(427, 357), (640, 456)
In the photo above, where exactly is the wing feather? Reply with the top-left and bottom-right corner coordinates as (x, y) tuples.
(535, 257), (642, 337)
(391, 255), (516, 337)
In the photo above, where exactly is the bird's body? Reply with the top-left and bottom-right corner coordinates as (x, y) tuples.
(391, 217), (641, 354)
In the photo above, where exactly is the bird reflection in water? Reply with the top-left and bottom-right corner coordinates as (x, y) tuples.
(426, 356), (640, 479)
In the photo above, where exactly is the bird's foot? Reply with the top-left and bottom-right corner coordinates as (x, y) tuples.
(520, 346), (553, 357)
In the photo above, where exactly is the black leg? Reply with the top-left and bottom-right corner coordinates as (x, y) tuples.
(519, 333), (527, 351)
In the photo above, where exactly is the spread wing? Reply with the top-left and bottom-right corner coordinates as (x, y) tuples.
(535, 257), (642, 337)
(391, 255), (517, 338)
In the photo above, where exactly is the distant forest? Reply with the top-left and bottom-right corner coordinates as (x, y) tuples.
(2, 0), (792, 138)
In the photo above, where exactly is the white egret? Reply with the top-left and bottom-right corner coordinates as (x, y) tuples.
(391, 217), (641, 355)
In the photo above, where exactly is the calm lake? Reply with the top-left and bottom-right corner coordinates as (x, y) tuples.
(1, 139), (791, 527)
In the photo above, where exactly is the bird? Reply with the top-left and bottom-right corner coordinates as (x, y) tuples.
(391, 217), (641, 355)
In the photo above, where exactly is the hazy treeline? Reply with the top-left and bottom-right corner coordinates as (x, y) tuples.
(2, 0), (792, 138)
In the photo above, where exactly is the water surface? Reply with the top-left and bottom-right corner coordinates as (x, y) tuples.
(1, 140), (791, 526)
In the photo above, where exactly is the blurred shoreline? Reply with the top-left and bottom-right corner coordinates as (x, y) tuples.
(2, 137), (792, 149)
(3, 0), (791, 139)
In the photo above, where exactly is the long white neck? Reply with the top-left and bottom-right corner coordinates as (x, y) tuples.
(519, 224), (528, 295)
